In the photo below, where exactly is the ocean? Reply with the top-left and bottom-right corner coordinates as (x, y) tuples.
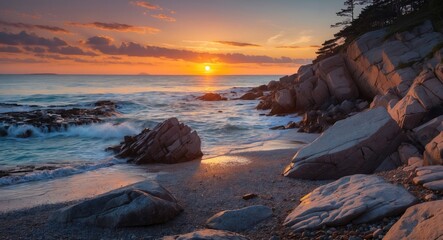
(0, 74), (299, 190)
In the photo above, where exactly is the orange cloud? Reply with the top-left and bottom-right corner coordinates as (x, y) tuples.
(215, 41), (261, 47)
(131, 1), (162, 10)
(67, 22), (159, 34)
(151, 14), (176, 22)
(276, 45), (321, 49)
(85, 36), (311, 64)
(0, 20), (70, 34)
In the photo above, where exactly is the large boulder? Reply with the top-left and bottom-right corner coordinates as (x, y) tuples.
(270, 89), (295, 114)
(52, 181), (183, 228)
(283, 107), (404, 180)
(162, 229), (249, 240)
(384, 200), (443, 240)
(423, 132), (443, 165)
(206, 205), (273, 232)
(284, 174), (417, 232)
(115, 118), (203, 164)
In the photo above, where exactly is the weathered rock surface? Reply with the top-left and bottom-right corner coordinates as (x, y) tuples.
(0, 100), (118, 138)
(384, 200), (443, 240)
(414, 165), (443, 191)
(388, 69), (443, 130)
(197, 93), (227, 101)
(270, 89), (296, 115)
(413, 115), (443, 146)
(283, 174), (417, 232)
(284, 107), (404, 180)
(162, 229), (249, 240)
(113, 118), (203, 164)
(423, 132), (443, 165)
(403, 156), (423, 172)
(398, 143), (422, 164)
(206, 205), (272, 232)
(52, 181), (183, 228)
(346, 21), (443, 98)
(239, 91), (262, 100)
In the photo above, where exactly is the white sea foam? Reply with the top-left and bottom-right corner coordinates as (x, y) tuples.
(0, 159), (121, 186)
(4, 122), (139, 139)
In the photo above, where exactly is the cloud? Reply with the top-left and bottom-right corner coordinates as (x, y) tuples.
(24, 46), (46, 53)
(215, 41), (261, 47)
(48, 46), (98, 56)
(0, 31), (67, 47)
(86, 36), (310, 64)
(131, 1), (162, 10)
(276, 45), (321, 49)
(151, 14), (176, 22)
(67, 22), (159, 34)
(0, 46), (22, 53)
(0, 57), (48, 64)
(0, 20), (69, 33)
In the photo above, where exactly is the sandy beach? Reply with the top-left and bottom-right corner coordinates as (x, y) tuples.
(0, 132), (327, 239)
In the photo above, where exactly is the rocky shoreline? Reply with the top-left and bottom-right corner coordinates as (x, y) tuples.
(0, 19), (443, 240)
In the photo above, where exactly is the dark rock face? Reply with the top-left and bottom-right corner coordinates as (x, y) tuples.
(239, 91), (263, 100)
(0, 100), (118, 137)
(296, 99), (369, 133)
(52, 181), (183, 228)
(197, 93), (227, 101)
(113, 118), (203, 164)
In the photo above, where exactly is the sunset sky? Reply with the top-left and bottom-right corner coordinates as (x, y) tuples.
(0, 0), (347, 75)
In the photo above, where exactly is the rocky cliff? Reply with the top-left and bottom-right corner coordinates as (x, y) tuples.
(254, 20), (443, 179)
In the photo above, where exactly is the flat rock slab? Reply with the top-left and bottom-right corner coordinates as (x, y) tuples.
(384, 200), (443, 240)
(283, 174), (417, 232)
(414, 165), (443, 191)
(284, 107), (403, 180)
(52, 180), (183, 228)
(162, 229), (249, 240)
(206, 205), (273, 232)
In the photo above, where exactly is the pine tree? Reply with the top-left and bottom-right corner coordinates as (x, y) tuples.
(331, 0), (356, 28)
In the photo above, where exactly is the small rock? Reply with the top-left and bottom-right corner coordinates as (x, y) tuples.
(424, 193), (437, 201)
(242, 193), (258, 200)
(372, 228), (383, 238)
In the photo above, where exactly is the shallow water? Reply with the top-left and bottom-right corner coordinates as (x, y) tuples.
(0, 74), (300, 187)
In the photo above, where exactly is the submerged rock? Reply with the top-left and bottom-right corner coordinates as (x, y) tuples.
(162, 229), (249, 240)
(52, 180), (183, 228)
(284, 107), (403, 180)
(284, 174), (417, 232)
(206, 205), (273, 232)
(114, 117), (203, 164)
(384, 200), (443, 240)
(0, 100), (118, 138)
(197, 93), (227, 101)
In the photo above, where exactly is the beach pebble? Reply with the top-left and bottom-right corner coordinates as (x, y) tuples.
(242, 193), (258, 200)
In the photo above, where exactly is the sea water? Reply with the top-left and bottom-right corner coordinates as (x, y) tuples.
(0, 74), (299, 188)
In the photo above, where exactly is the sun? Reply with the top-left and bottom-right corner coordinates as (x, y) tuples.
(205, 65), (211, 72)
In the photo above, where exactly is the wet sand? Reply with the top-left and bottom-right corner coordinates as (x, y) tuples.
(0, 131), (326, 239)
